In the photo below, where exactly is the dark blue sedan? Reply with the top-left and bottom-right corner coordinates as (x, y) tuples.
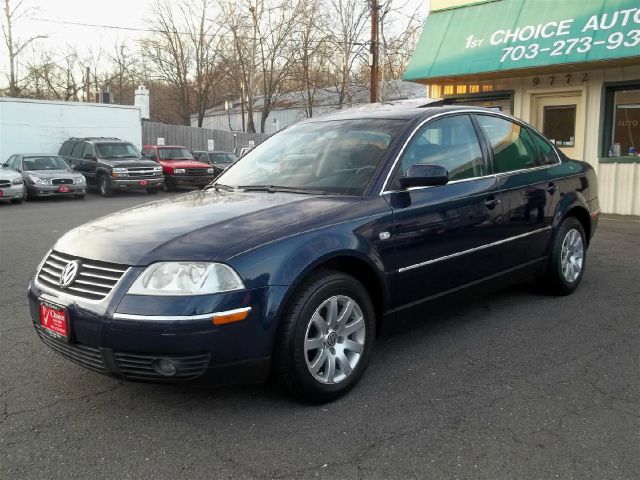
(28, 104), (599, 402)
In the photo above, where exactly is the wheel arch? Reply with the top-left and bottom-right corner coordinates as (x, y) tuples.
(554, 193), (592, 246)
(276, 251), (389, 339)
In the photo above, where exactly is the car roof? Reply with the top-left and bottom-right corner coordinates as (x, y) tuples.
(14, 154), (61, 157)
(299, 101), (516, 123)
(145, 145), (189, 148)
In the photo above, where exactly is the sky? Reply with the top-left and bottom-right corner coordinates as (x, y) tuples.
(4, 0), (429, 64)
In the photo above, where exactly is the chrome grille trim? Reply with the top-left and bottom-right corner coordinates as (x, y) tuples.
(36, 251), (129, 302)
(0, 180), (11, 187)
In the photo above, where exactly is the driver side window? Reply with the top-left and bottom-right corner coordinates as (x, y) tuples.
(82, 143), (95, 158)
(392, 115), (485, 189)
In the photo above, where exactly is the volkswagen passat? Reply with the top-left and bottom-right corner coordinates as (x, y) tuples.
(28, 104), (599, 402)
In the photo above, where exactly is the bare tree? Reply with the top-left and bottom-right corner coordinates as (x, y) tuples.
(291, 0), (332, 118)
(221, 0), (258, 133)
(1, 0), (47, 97)
(325, 0), (369, 107)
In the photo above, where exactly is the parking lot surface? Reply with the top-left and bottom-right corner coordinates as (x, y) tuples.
(1, 192), (638, 479)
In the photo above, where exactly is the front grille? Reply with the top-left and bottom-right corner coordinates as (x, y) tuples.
(126, 168), (158, 177)
(114, 352), (210, 380)
(52, 178), (73, 185)
(37, 251), (128, 301)
(0, 180), (10, 188)
(185, 168), (209, 176)
(35, 326), (106, 373)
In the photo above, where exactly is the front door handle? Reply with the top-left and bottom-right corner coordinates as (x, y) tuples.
(484, 197), (501, 209)
(546, 183), (558, 194)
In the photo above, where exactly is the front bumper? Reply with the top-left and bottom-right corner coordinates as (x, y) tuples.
(0, 184), (24, 199)
(28, 277), (287, 384)
(169, 174), (216, 186)
(27, 184), (86, 197)
(111, 177), (164, 190)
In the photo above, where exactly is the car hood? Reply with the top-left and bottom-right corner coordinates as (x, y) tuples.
(158, 160), (210, 168)
(0, 168), (22, 180)
(54, 190), (358, 265)
(102, 158), (158, 168)
(23, 169), (76, 177)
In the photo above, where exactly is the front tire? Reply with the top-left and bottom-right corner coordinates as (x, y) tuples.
(98, 175), (113, 197)
(146, 187), (159, 195)
(537, 217), (587, 295)
(274, 270), (376, 403)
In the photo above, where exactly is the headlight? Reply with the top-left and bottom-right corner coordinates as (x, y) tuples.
(153, 166), (163, 172)
(127, 262), (245, 296)
(73, 176), (85, 184)
(173, 168), (185, 174)
(29, 175), (49, 185)
(113, 168), (127, 173)
(207, 168), (214, 174)
(12, 177), (23, 185)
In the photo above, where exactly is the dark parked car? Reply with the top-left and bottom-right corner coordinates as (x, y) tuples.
(193, 150), (239, 176)
(59, 137), (164, 197)
(28, 104), (599, 402)
(3, 154), (86, 200)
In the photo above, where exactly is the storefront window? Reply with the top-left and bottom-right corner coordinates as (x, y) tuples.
(542, 105), (576, 148)
(611, 89), (640, 157)
(602, 83), (640, 159)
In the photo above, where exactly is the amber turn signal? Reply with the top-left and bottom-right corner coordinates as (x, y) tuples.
(212, 307), (251, 325)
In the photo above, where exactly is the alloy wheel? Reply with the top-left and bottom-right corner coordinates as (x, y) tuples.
(560, 228), (584, 283)
(304, 295), (366, 384)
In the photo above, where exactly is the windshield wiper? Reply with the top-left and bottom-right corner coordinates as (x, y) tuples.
(205, 182), (235, 192)
(238, 185), (326, 195)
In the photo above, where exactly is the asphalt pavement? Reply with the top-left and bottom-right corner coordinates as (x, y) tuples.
(1, 191), (638, 479)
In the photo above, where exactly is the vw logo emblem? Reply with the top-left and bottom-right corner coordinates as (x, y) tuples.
(59, 260), (81, 289)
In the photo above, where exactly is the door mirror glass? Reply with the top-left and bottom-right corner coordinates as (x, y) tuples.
(399, 164), (449, 189)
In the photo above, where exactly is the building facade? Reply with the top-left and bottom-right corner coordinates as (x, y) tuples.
(405, 0), (640, 215)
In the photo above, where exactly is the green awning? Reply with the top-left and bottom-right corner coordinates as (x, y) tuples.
(404, 0), (640, 82)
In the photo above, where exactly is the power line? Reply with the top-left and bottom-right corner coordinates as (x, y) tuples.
(26, 17), (370, 48)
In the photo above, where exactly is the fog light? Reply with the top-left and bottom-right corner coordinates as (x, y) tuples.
(152, 358), (178, 376)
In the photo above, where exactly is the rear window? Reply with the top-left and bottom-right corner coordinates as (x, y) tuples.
(209, 153), (237, 163)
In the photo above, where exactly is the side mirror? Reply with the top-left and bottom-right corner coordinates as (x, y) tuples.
(399, 164), (449, 189)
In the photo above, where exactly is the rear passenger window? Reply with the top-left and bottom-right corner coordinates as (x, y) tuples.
(71, 142), (85, 157)
(394, 115), (485, 186)
(530, 130), (559, 165)
(59, 141), (74, 156)
(476, 115), (543, 173)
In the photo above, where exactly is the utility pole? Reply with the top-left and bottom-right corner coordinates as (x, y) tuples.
(369, 0), (379, 103)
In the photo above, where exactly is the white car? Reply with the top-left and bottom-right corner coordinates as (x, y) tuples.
(0, 163), (24, 204)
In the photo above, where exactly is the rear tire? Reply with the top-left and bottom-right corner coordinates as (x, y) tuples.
(536, 217), (586, 296)
(98, 174), (113, 197)
(273, 270), (376, 403)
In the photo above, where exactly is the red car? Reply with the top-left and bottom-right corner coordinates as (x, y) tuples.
(142, 145), (216, 191)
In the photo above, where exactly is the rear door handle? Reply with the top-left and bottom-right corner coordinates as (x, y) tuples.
(484, 197), (501, 209)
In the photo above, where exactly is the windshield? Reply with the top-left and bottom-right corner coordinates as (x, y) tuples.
(23, 156), (69, 171)
(209, 153), (237, 164)
(218, 119), (405, 195)
(159, 148), (193, 160)
(96, 143), (140, 158)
